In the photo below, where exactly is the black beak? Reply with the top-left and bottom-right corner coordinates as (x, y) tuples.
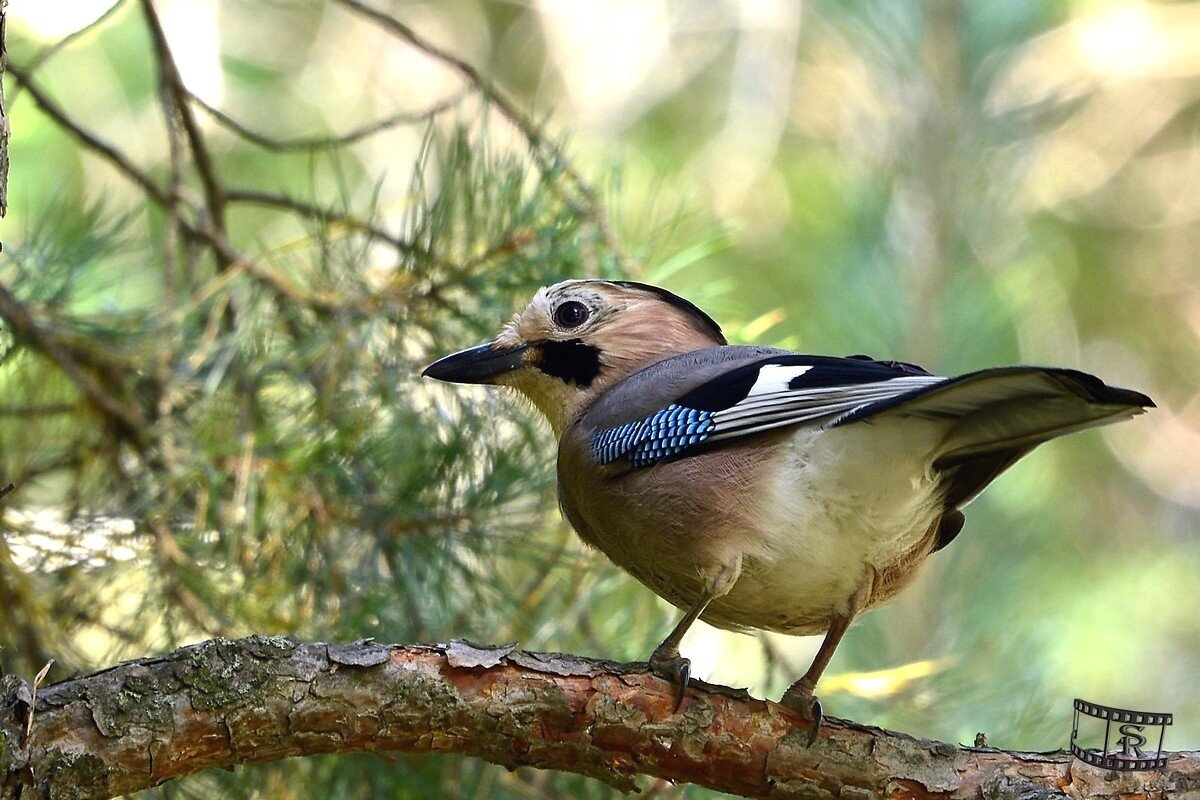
(421, 342), (531, 384)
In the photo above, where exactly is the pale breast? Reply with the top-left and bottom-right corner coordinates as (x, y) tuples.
(558, 432), (788, 606)
(557, 417), (947, 635)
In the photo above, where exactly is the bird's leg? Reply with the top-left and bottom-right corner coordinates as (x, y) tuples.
(780, 567), (876, 746)
(649, 556), (742, 712)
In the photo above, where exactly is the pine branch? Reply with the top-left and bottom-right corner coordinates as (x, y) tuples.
(331, 0), (625, 268)
(2, 637), (1195, 800)
(0, 283), (148, 450)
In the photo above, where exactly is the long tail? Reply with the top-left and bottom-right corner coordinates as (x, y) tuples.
(836, 366), (1153, 507)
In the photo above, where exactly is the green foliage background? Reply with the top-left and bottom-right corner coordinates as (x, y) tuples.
(1, 0), (1197, 797)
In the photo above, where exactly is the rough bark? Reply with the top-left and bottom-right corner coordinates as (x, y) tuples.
(0, 637), (1196, 800)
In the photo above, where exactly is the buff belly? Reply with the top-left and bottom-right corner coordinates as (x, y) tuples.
(561, 417), (948, 636)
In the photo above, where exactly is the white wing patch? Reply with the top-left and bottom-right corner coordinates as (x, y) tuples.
(745, 364), (813, 396)
(590, 361), (948, 467)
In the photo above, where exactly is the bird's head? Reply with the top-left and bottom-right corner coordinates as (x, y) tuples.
(422, 280), (725, 434)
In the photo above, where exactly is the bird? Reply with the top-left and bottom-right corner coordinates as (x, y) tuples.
(422, 279), (1152, 741)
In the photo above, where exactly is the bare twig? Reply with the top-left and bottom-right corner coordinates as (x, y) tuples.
(138, 0), (229, 271)
(331, 0), (567, 177)
(224, 189), (431, 258)
(191, 89), (469, 151)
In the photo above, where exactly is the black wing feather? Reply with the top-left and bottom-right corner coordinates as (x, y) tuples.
(592, 354), (941, 466)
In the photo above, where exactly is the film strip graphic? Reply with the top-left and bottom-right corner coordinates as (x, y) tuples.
(1071, 699), (1172, 771)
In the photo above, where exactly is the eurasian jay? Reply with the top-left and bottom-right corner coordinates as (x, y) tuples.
(422, 279), (1152, 739)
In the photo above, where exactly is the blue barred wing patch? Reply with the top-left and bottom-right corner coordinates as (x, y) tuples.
(591, 404), (715, 467)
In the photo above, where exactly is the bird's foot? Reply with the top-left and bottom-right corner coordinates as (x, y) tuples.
(780, 683), (823, 747)
(648, 647), (691, 712)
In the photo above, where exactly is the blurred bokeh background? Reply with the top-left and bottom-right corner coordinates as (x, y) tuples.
(2, 0), (1197, 797)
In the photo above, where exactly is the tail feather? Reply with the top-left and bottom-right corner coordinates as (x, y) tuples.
(838, 366), (1152, 502)
(925, 368), (1152, 466)
(939, 446), (1033, 508)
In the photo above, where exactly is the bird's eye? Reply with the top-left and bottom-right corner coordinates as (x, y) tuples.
(553, 301), (590, 329)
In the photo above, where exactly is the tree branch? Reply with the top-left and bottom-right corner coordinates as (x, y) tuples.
(1, 637), (1196, 800)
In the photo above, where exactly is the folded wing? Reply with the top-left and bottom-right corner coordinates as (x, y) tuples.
(591, 354), (946, 467)
(591, 356), (1153, 501)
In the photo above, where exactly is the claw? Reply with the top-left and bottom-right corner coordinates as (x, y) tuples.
(648, 652), (692, 713)
(780, 685), (823, 746)
(675, 660), (690, 712)
(806, 697), (823, 747)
